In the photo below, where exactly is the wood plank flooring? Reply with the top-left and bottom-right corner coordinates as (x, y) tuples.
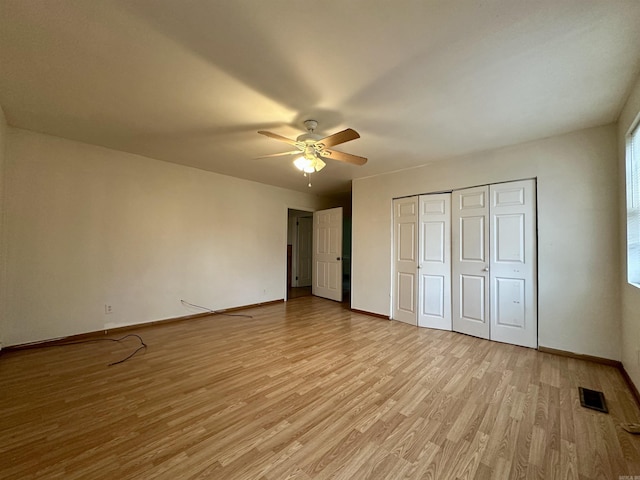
(1, 296), (639, 479)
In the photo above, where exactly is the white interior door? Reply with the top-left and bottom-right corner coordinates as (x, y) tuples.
(452, 186), (490, 339)
(296, 216), (312, 287)
(418, 194), (452, 330)
(313, 207), (342, 301)
(393, 197), (418, 325)
(489, 180), (537, 348)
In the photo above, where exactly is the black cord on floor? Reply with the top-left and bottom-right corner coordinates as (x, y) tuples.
(181, 299), (253, 318)
(37, 333), (147, 366)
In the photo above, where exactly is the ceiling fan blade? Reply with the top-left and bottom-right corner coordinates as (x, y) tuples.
(317, 128), (360, 148)
(258, 130), (299, 147)
(321, 148), (368, 166)
(255, 150), (301, 159)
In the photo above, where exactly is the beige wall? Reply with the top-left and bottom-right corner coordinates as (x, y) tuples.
(0, 106), (7, 348)
(618, 74), (640, 391)
(3, 128), (329, 346)
(352, 124), (621, 360)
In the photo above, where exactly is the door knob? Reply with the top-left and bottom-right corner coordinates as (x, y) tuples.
(336, 257), (341, 261)
(483, 267), (489, 272)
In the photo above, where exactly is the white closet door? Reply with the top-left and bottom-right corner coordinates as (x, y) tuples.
(393, 197), (418, 325)
(418, 194), (452, 330)
(452, 186), (490, 339)
(489, 180), (537, 348)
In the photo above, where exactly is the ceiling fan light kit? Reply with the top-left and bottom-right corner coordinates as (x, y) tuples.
(294, 156), (325, 173)
(258, 119), (367, 187)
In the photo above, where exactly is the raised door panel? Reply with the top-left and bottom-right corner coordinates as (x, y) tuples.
(397, 272), (416, 313)
(460, 216), (486, 262)
(398, 223), (417, 262)
(460, 274), (486, 322)
(423, 222), (445, 263)
(494, 214), (524, 263)
(460, 191), (486, 210)
(422, 275), (445, 317)
(316, 262), (328, 288)
(494, 278), (525, 327)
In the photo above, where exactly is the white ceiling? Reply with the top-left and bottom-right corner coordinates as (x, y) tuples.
(1, 1), (640, 195)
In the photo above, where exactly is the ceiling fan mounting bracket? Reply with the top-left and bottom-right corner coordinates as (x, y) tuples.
(303, 119), (318, 132)
(297, 120), (321, 143)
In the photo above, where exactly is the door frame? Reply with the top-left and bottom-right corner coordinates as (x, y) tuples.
(285, 206), (314, 301)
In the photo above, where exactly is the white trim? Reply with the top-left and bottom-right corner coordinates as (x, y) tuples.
(625, 118), (640, 287)
(625, 109), (640, 137)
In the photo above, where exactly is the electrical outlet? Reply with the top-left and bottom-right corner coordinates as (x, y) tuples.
(104, 304), (113, 315)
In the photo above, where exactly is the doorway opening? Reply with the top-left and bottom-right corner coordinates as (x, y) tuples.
(287, 209), (313, 300)
(286, 206), (352, 304)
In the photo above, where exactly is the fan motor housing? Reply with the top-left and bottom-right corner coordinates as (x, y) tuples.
(297, 132), (322, 143)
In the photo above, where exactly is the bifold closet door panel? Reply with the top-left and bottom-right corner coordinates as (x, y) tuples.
(489, 180), (537, 348)
(393, 197), (418, 325)
(452, 186), (490, 340)
(418, 193), (452, 330)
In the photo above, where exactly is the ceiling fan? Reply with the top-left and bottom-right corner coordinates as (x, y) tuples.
(258, 120), (367, 186)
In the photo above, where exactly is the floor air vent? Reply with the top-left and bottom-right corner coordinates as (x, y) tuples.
(578, 387), (608, 413)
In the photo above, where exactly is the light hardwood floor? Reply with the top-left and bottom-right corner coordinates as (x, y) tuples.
(1, 296), (639, 479)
